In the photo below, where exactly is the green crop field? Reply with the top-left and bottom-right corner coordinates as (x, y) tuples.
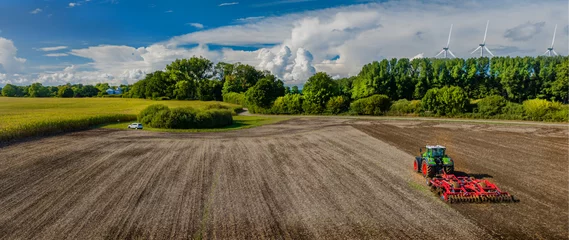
(0, 97), (282, 142)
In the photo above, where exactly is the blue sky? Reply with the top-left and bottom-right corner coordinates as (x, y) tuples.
(0, 0), (567, 86)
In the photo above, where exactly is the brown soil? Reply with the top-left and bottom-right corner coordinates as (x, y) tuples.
(0, 118), (567, 239)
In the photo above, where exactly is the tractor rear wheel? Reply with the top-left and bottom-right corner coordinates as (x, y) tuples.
(421, 161), (428, 177)
(444, 165), (454, 174)
(414, 159), (421, 173)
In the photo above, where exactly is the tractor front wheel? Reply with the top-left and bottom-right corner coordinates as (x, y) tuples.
(422, 161), (436, 178)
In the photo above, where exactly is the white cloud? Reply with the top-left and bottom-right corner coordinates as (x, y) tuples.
(38, 46), (68, 51)
(0, 37), (26, 73)
(45, 53), (69, 57)
(187, 23), (204, 29)
(165, 10), (173, 13)
(69, 2), (78, 7)
(219, 2), (239, 6)
(283, 48), (316, 84)
(258, 45), (292, 78)
(4, 0), (569, 86)
(30, 8), (42, 14)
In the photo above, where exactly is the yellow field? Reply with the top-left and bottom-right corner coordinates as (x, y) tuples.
(0, 97), (241, 141)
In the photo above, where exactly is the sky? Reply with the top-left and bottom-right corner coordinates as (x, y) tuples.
(0, 0), (567, 87)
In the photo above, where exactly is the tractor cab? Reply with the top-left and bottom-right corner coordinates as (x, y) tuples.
(424, 145), (446, 158)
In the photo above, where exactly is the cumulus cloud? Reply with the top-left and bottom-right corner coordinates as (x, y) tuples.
(283, 48), (316, 84)
(504, 22), (545, 41)
(0, 38), (26, 73)
(4, 0), (569, 86)
(69, 3), (77, 7)
(258, 46), (292, 78)
(30, 8), (42, 14)
(219, 2), (239, 6)
(187, 23), (204, 29)
(38, 46), (68, 51)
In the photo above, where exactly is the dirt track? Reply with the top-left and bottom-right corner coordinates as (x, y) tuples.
(0, 118), (567, 239)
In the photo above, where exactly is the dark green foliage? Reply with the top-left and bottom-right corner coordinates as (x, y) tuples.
(326, 96), (350, 114)
(138, 104), (233, 129)
(271, 94), (304, 114)
(28, 83), (50, 97)
(350, 94), (391, 115)
(422, 86), (468, 115)
(245, 75), (285, 113)
(302, 72), (339, 114)
(57, 86), (75, 98)
(222, 63), (265, 94)
(2, 84), (24, 97)
(476, 95), (508, 116)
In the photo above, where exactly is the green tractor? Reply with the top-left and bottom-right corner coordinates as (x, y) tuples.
(414, 145), (454, 178)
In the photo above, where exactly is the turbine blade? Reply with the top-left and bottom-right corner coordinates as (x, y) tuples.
(435, 50), (445, 57)
(448, 50), (456, 58)
(447, 24), (453, 47)
(551, 24), (557, 47)
(543, 50), (550, 56)
(471, 46), (482, 54)
(552, 49), (558, 56)
(484, 46), (494, 56)
(483, 20), (489, 43)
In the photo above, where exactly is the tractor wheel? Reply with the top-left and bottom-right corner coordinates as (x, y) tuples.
(444, 165), (454, 174)
(421, 161), (429, 177)
(426, 164), (436, 178)
(413, 159), (420, 173)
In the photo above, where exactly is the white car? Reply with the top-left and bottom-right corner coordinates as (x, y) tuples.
(127, 123), (143, 129)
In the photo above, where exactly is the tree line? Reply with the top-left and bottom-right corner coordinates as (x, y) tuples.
(1, 55), (567, 121)
(1, 82), (129, 98)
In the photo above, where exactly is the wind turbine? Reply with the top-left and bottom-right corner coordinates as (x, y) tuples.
(435, 24), (456, 58)
(544, 24), (558, 56)
(471, 20), (494, 57)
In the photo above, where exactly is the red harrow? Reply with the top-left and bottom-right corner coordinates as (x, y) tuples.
(427, 173), (515, 203)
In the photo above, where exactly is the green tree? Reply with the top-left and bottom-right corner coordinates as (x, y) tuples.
(302, 72), (339, 114)
(1, 84), (23, 97)
(57, 86), (74, 98)
(28, 83), (50, 97)
(245, 74), (285, 110)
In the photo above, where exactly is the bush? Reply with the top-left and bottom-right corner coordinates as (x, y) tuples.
(272, 94), (304, 114)
(389, 99), (422, 115)
(223, 92), (245, 106)
(137, 104), (233, 129)
(422, 86), (468, 116)
(477, 95), (508, 116)
(326, 96), (350, 114)
(523, 99), (564, 121)
(350, 94), (391, 115)
(205, 103), (243, 115)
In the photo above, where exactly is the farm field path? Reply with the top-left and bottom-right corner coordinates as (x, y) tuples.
(0, 118), (567, 239)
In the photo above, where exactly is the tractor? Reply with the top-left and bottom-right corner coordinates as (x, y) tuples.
(413, 145), (454, 178)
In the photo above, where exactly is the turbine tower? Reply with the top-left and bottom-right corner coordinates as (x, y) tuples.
(544, 24), (558, 56)
(435, 24), (456, 58)
(471, 20), (494, 57)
